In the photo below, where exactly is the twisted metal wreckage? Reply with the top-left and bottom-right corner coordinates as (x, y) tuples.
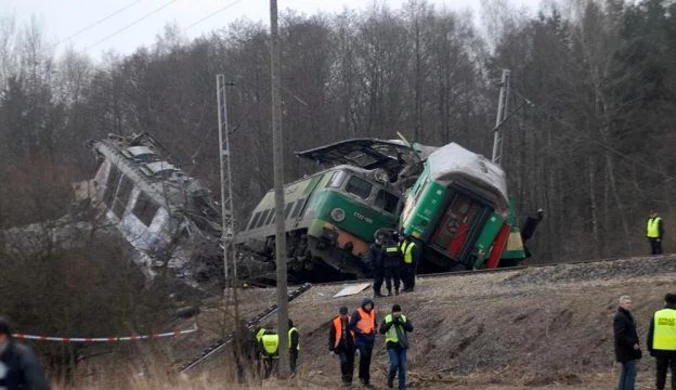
(63, 132), (542, 290)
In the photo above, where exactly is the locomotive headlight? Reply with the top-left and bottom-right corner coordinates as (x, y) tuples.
(330, 208), (346, 222)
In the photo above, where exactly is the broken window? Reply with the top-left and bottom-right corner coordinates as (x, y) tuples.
(102, 166), (121, 207)
(290, 198), (306, 219)
(328, 170), (348, 189)
(265, 209), (275, 225)
(112, 176), (133, 218)
(374, 190), (400, 214)
(248, 211), (262, 230)
(345, 176), (372, 200)
(132, 191), (160, 226)
(256, 209), (270, 228)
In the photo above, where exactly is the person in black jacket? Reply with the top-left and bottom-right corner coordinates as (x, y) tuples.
(0, 317), (51, 390)
(614, 295), (642, 390)
(382, 233), (403, 296)
(647, 293), (676, 390)
(370, 233), (386, 298)
(329, 306), (355, 387)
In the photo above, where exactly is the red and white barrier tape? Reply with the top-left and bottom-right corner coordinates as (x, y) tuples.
(11, 325), (198, 343)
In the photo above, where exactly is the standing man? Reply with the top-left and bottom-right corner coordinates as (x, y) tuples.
(255, 327), (279, 379)
(0, 317), (51, 390)
(379, 304), (413, 390)
(613, 296), (642, 390)
(288, 319), (300, 377)
(647, 293), (676, 390)
(349, 298), (377, 388)
(647, 211), (665, 255)
(382, 232), (403, 296)
(398, 232), (419, 293)
(329, 306), (356, 387)
(370, 232), (386, 298)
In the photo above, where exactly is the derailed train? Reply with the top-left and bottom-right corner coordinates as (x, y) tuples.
(237, 138), (541, 281)
(76, 133), (540, 287)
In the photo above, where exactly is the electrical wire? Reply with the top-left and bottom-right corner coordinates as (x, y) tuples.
(524, 99), (674, 182)
(84, 0), (181, 51)
(183, 0), (247, 32)
(54, 0), (142, 47)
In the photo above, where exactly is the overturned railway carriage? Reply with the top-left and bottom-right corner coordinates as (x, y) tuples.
(236, 164), (402, 280)
(399, 142), (526, 271)
(76, 133), (231, 286)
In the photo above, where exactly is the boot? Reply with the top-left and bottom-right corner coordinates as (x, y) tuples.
(387, 289), (392, 297)
(374, 290), (385, 298)
(395, 288), (399, 296)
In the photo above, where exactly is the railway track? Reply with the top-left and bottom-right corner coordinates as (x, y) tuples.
(178, 254), (672, 374)
(177, 283), (312, 374)
(312, 253), (674, 287)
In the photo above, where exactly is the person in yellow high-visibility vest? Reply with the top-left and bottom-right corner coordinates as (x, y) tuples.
(378, 304), (413, 390)
(647, 211), (665, 255)
(255, 327), (279, 379)
(647, 293), (676, 390)
(397, 232), (420, 293)
(288, 319), (300, 377)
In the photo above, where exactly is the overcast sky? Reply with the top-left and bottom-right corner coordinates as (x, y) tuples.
(1, 0), (542, 61)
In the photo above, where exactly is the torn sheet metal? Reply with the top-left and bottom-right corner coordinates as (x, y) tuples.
(333, 282), (371, 298)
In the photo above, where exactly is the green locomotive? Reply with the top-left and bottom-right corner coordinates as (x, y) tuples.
(237, 138), (534, 281)
(236, 157), (403, 280)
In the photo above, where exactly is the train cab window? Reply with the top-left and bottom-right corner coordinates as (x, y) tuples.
(102, 166), (122, 207)
(112, 176), (133, 218)
(284, 203), (294, 218)
(132, 192), (160, 226)
(374, 190), (399, 214)
(290, 198), (306, 218)
(345, 176), (372, 200)
(248, 211), (262, 230)
(257, 209), (270, 228)
(328, 170), (348, 188)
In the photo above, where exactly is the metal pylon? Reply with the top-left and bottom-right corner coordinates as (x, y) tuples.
(216, 74), (237, 293)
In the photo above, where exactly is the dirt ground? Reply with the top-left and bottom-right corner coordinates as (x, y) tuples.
(79, 255), (676, 389)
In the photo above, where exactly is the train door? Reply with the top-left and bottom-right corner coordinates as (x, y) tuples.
(430, 191), (485, 260)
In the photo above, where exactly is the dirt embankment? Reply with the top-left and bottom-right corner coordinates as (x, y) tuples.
(79, 255), (676, 389)
(282, 255), (676, 388)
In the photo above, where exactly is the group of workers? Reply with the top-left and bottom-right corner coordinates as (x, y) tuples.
(329, 299), (413, 389)
(235, 298), (415, 389)
(614, 293), (676, 390)
(370, 230), (420, 298)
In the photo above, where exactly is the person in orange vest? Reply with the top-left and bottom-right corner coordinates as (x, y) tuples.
(647, 211), (665, 255)
(329, 306), (355, 387)
(647, 293), (676, 390)
(349, 298), (377, 388)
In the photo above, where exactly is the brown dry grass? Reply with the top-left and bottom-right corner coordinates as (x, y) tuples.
(58, 255), (676, 389)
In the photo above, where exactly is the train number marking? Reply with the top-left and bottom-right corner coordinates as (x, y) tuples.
(353, 211), (373, 224)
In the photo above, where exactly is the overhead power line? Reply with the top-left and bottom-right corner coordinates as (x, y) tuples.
(84, 0), (181, 51)
(55, 0), (142, 48)
(184, 0), (247, 32)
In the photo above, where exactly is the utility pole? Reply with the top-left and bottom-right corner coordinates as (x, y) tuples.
(216, 74), (240, 336)
(492, 69), (510, 165)
(270, 0), (289, 378)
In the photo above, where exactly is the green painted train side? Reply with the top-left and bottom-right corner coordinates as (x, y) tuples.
(399, 161), (526, 270)
(306, 190), (399, 242)
(237, 164), (401, 275)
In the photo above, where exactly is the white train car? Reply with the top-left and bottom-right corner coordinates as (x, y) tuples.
(76, 133), (224, 285)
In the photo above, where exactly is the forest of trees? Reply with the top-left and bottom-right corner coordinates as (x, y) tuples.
(1, 0), (675, 263)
